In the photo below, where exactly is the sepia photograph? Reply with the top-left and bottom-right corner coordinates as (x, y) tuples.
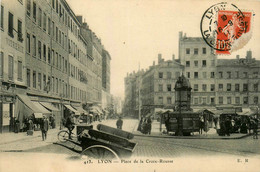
(0, 0), (260, 172)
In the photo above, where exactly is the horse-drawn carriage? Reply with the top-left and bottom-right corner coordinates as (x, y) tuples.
(57, 124), (137, 159)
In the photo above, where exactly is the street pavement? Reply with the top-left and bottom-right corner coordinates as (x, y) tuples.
(0, 119), (259, 158)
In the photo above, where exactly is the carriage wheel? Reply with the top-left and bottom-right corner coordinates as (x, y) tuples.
(57, 130), (69, 143)
(81, 145), (119, 160)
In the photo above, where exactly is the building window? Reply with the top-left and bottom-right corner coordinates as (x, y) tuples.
(43, 44), (46, 61)
(48, 17), (51, 35)
(186, 48), (190, 54)
(235, 71), (239, 78)
(8, 12), (14, 37)
(38, 8), (42, 27)
(194, 60), (198, 67)
(186, 61), (190, 67)
(18, 60), (22, 81)
(48, 47), (51, 64)
(0, 52), (3, 77)
(32, 35), (36, 57)
(52, 21), (55, 37)
(187, 72), (190, 78)
(210, 84), (215, 91)
(219, 84), (223, 91)
(210, 97), (215, 104)
(167, 72), (171, 79)
(158, 97), (163, 104)
(202, 60), (206, 67)
(202, 84), (207, 91)
(194, 84), (198, 91)
(43, 13), (46, 31)
(8, 55), (14, 80)
(27, 69), (30, 87)
(33, 2), (36, 22)
(159, 72), (163, 79)
(210, 72), (215, 78)
(254, 97), (258, 104)
(167, 97), (172, 104)
(227, 83), (231, 91)
(33, 71), (36, 88)
(243, 72), (248, 78)
(38, 73), (41, 89)
(202, 47), (206, 54)
(235, 84), (240, 92)
(26, 33), (30, 53)
(253, 83), (258, 92)
(227, 71), (231, 79)
(38, 40), (41, 59)
(243, 97), (248, 104)
(253, 72), (258, 78)
(0, 6), (4, 29)
(167, 84), (171, 91)
(235, 97), (240, 104)
(194, 72), (198, 78)
(202, 97), (206, 104)
(194, 48), (198, 54)
(56, 27), (58, 41)
(203, 72), (207, 78)
(243, 84), (248, 92)
(17, 20), (23, 42)
(219, 72), (223, 78)
(27, 0), (31, 16)
(211, 60), (215, 66)
(194, 98), (199, 104)
(43, 74), (46, 91)
(227, 97), (231, 104)
(219, 97), (223, 104)
(56, 0), (58, 13)
(158, 84), (163, 92)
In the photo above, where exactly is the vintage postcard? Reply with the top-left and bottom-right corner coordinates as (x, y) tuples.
(0, 0), (259, 172)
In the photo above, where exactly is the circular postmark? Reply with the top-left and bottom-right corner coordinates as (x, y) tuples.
(200, 2), (252, 54)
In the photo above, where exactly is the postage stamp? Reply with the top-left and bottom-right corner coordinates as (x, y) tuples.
(200, 2), (253, 55)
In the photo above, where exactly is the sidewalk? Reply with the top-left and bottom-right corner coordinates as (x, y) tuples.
(132, 120), (254, 139)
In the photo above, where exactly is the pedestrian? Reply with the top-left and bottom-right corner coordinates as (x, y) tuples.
(199, 117), (204, 135)
(137, 117), (143, 131)
(147, 117), (152, 135)
(253, 118), (258, 139)
(40, 115), (49, 141)
(224, 117), (232, 136)
(116, 116), (123, 129)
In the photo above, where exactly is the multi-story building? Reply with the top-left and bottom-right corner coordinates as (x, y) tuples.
(0, 0), (111, 133)
(124, 32), (260, 118)
(178, 31), (217, 108)
(0, 0), (26, 133)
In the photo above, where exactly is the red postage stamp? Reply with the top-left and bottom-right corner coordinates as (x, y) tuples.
(200, 2), (253, 55)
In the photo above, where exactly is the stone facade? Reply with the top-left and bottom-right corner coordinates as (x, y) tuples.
(124, 32), (260, 118)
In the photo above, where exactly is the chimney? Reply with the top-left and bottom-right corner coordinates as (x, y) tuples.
(246, 50), (252, 59)
(83, 22), (89, 29)
(179, 31), (183, 40)
(172, 54), (175, 61)
(236, 55), (240, 59)
(184, 33), (187, 38)
(158, 53), (162, 64)
(153, 61), (155, 66)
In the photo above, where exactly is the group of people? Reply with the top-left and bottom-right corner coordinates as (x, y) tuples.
(137, 116), (152, 135)
(217, 115), (258, 138)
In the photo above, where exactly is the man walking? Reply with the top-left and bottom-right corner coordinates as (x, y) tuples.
(116, 116), (123, 129)
(41, 115), (49, 141)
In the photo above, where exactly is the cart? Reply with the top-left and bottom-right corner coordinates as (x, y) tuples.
(59, 124), (137, 159)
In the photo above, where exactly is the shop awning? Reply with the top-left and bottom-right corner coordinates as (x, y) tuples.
(72, 105), (88, 115)
(90, 106), (103, 115)
(237, 108), (257, 116)
(40, 102), (59, 111)
(32, 102), (51, 115)
(34, 113), (43, 118)
(64, 104), (80, 115)
(17, 94), (42, 113)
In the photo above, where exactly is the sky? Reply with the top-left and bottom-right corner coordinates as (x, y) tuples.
(66, 0), (260, 99)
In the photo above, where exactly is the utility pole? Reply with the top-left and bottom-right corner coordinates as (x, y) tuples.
(138, 62), (141, 120)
